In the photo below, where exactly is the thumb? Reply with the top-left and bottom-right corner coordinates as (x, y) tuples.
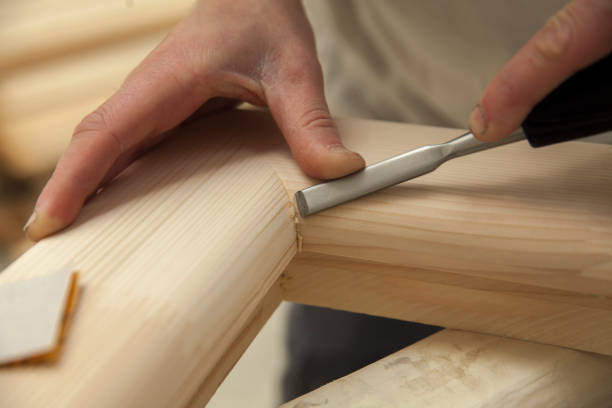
(470, 0), (612, 142)
(264, 59), (365, 180)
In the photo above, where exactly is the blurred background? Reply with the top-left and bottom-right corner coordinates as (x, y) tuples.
(0, 0), (194, 266)
(0, 1), (287, 406)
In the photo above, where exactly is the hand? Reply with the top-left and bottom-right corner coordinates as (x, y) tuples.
(24, 0), (365, 241)
(469, 0), (612, 141)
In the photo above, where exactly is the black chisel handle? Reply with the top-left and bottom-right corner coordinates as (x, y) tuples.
(522, 53), (612, 147)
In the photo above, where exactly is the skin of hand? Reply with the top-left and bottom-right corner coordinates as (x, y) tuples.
(469, 0), (612, 142)
(24, 0), (365, 241)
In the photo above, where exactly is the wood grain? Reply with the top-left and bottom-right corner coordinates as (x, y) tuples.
(188, 283), (282, 407)
(1, 110), (611, 405)
(281, 329), (612, 408)
(0, 113), (296, 406)
(275, 116), (612, 355)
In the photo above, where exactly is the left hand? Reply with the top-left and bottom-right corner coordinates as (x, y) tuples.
(469, 0), (612, 141)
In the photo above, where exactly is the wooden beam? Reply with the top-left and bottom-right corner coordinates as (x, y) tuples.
(1, 110), (611, 405)
(275, 116), (612, 355)
(187, 283), (282, 406)
(281, 329), (612, 408)
(0, 112), (296, 406)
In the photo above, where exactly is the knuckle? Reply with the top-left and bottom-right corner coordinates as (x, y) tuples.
(534, 8), (575, 62)
(280, 52), (322, 86)
(298, 107), (336, 132)
(73, 104), (124, 155)
(74, 105), (111, 137)
(282, 62), (310, 85)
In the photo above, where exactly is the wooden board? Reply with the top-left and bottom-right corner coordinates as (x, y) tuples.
(281, 329), (612, 408)
(1, 110), (611, 405)
(274, 116), (612, 355)
(0, 112), (296, 406)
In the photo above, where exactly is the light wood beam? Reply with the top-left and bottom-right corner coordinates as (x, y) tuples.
(0, 112), (296, 406)
(274, 115), (612, 355)
(281, 329), (612, 408)
(1, 110), (611, 405)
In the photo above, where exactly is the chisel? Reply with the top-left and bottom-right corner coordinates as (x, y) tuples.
(296, 54), (612, 217)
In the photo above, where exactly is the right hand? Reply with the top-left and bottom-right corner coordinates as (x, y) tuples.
(25, 0), (365, 241)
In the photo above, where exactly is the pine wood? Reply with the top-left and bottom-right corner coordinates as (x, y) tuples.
(0, 114), (297, 406)
(1, 110), (611, 405)
(275, 116), (612, 355)
(188, 283), (282, 407)
(281, 329), (612, 408)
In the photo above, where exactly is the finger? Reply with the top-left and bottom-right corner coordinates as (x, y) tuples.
(25, 40), (213, 241)
(183, 97), (243, 124)
(264, 56), (365, 180)
(470, 0), (612, 141)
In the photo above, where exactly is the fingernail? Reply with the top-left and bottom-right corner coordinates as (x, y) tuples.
(321, 143), (366, 179)
(23, 211), (65, 242)
(327, 143), (352, 154)
(23, 211), (37, 232)
(327, 143), (364, 161)
(469, 104), (488, 138)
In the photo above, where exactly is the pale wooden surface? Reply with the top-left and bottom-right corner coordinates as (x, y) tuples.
(281, 329), (612, 408)
(0, 113), (296, 406)
(207, 301), (291, 408)
(1, 110), (611, 405)
(188, 284), (283, 407)
(275, 116), (612, 355)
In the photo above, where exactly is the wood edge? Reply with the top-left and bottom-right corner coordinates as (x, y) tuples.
(281, 252), (612, 355)
(187, 282), (283, 407)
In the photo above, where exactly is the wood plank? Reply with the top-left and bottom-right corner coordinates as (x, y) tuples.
(0, 112), (297, 406)
(281, 329), (612, 408)
(1, 110), (611, 405)
(273, 116), (612, 355)
(282, 252), (612, 354)
(188, 283), (282, 407)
